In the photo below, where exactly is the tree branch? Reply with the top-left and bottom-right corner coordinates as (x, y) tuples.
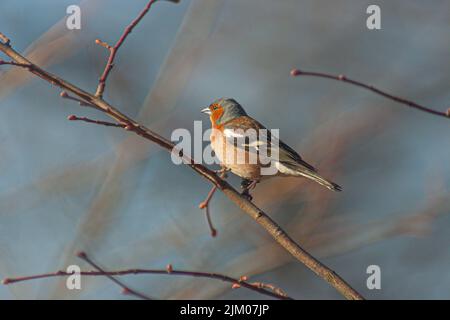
(0, 5), (364, 300)
(290, 68), (450, 118)
(2, 252), (291, 300)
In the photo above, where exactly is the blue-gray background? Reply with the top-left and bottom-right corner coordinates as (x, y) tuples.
(0, 0), (449, 299)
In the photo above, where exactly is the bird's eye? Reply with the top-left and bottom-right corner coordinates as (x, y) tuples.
(212, 105), (219, 110)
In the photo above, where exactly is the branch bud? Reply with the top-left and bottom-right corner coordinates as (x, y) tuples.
(239, 276), (248, 282)
(122, 288), (131, 295)
(290, 68), (302, 76)
(76, 251), (87, 258)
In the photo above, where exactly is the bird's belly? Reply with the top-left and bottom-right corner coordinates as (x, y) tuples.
(210, 132), (263, 180)
(226, 162), (262, 180)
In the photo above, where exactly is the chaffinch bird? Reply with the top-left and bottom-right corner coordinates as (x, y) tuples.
(201, 98), (342, 197)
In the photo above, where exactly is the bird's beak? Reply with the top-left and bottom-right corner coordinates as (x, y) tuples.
(201, 107), (211, 115)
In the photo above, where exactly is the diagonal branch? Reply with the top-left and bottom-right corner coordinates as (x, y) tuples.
(290, 68), (450, 118)
(0, 14), (364, 301)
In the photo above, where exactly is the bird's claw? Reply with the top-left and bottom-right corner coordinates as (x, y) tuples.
(240, 179), (258, 201)
(241, 189), (253, 201)
(240, 179), (252, 190)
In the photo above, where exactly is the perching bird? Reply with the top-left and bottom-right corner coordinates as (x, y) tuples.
(201, 98), (341, 197)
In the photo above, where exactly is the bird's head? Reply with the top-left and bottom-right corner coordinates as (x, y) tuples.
(201, 98), (247, 126)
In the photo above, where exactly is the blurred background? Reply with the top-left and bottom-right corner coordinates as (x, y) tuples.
(0, 0), (449, 299)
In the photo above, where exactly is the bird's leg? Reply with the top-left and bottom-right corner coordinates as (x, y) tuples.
(240, 179), (258, 201)
(240, 178), (251, 190)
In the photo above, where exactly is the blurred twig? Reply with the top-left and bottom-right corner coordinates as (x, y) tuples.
(77, 252), (152, 300)
(0, 2), (364, 300)
(291, 68), (450, 118)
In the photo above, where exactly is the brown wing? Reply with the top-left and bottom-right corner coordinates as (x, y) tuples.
(222, 116), (317, 172)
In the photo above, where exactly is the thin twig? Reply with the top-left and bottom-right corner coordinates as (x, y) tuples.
(0, 59), (31, 68)
(199, 170), (228, 237)
(67, 115), (126, 128)
(199, 186), (218, 210)
(205, 205), (216, 237)
(77, 252), (152, 300)
(0, 9), (364, 300)
(94, 0), (158, 98)
(2, 261), (291, 300)
(291, 68), (450, 118)
(60, 91), (98, 108)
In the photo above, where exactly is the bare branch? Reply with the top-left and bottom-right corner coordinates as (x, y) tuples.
(67, 115), (126, 128)
(291, 68), (450, 118)
(3, 254), (292, 300)
(199, 169), (228, 237)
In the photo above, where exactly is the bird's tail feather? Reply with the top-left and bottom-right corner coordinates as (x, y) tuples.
(300, 169), (342, 192)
